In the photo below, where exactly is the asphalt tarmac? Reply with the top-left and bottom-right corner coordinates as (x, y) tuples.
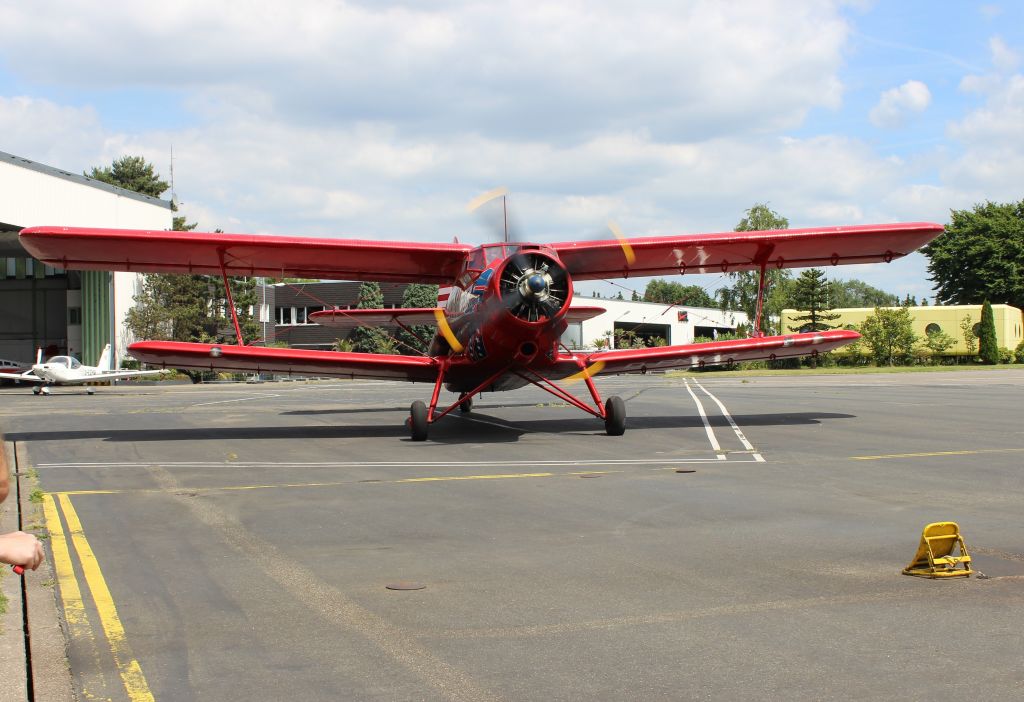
(2, 370), (1023, 701)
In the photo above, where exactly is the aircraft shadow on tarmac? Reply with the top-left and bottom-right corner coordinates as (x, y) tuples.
(5, 411), (855, 446)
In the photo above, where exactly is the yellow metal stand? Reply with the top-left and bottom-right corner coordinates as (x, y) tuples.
(903, 522), (972, 578)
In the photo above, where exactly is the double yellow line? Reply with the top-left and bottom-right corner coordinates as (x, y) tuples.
(42, 493), (155, 702)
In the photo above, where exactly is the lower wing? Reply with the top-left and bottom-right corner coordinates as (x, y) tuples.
(558, 330), (860, 377)
(128, 341), (438, 382)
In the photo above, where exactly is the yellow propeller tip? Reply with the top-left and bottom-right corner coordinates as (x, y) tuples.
(466, 186), (510, 213)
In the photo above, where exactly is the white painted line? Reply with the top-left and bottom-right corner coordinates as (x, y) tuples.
(691, 379), (765, 462)
(683, 379), (726, 460)
(189, 394), (280, 407)
(36, 457), (743, 469)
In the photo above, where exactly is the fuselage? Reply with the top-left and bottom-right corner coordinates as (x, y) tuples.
(30, 355), (104, 384)
(436, 243), (575, 392)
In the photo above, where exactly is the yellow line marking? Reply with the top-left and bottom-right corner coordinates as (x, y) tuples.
(433, 308), (464, 352)
(59, 493), (155, 702)
(42, 494), (91, 641)
(43, 494), (113, 697)
(608, 221), (636, 265)
(395, 472), (553, 483)
(851, 448), (1024, 461)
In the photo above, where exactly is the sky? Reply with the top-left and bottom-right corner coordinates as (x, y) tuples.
(1, 0), (1022, 301)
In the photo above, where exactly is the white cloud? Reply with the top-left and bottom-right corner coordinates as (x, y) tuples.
(989, 36), (1020, 72)
(869, 80), (932, 128)
(0, 1), (848, 141)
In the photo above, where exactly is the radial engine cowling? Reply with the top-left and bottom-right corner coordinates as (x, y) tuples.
(496, 250), (572, 323)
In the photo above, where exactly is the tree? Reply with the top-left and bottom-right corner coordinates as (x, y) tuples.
(643, 279), (714, 307)
(859, 307), (917, 366)
(716, 203), (793, 335)
(979, 300), (999, 364)
(86, 155), (168, 197)
(923, 199), (1024, 310)
(786, 269), (840, 332)
(350, 282), (395, 353)
(735, 202), (789, 232)
(396, 283), (438, 355)
(827, 279), (899, 308)
(959, 314), (978, 357)
(920, 328), (956, 362)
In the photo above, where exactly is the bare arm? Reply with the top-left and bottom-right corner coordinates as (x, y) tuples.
(0, 433), (44, 570)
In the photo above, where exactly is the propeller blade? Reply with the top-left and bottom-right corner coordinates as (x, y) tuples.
(466, 186), (523, 243)
(432, 308), (464, 353)
(564, 361), (606, 384)
(608, 221), (637, 266)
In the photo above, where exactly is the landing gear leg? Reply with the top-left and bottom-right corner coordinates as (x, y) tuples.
(604, 396), (626, 436)
(409, 400), (429, 441)
(458, 393), (473, 413)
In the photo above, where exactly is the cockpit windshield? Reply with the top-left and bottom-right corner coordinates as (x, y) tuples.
(466, 243), (521, 272)
(45, 356), (81, 369)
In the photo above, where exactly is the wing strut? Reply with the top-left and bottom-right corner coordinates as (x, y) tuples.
(752, 261), (768, 337)
(218, 250), (246, 345)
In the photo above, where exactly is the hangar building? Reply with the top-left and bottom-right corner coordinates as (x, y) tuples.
(0, 151), (172, 366)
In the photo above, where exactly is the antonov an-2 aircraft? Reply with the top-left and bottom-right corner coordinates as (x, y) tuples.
(19, 217), (942, 435)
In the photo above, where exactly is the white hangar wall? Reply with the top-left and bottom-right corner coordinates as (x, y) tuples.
(0, 151), (172, 365)
(564, 295), (748, 350)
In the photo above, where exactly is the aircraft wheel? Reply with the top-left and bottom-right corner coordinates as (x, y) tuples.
(410, 400), (429, 441)
(604, 396), (626, 436)
(458, 394), (473, 413)
(32, 386), (41, 395)
(86, 387), (96, 395)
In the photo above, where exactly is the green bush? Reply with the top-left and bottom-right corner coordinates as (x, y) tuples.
(1015, 340), (1024, 364)
(999, 347), (1014, 364)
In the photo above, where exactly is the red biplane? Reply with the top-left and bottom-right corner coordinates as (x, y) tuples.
(19, 218), (942, 440)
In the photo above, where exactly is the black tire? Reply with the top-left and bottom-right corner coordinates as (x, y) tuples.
(32, 386), (41, 395)
(604, 396), (626, 436)
(458, 394), (473, 413)
(409, 400), (429, 441)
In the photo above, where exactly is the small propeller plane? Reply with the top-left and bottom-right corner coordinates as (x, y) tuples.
(19, 213), (942, 437)
(15, 344), (167, 394)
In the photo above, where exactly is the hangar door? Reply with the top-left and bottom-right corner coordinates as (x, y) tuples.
(613, 321), (670, 347)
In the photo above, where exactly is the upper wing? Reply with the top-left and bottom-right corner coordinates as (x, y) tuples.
(548, 330), (860, 378)
(551, 222), (943, 280)
(128, 341), (439, 383)
(19, 227), (473, 284)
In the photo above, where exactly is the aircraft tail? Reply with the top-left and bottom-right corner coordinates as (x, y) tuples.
(97, 343), (112, 370)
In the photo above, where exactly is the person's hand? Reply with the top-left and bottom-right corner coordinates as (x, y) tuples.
(0, 531), (44, 570)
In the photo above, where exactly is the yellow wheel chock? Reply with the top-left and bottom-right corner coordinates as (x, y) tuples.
(903, 521), (972, 578)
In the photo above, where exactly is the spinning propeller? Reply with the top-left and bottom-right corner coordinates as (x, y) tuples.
(498, 251), (570, 322)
